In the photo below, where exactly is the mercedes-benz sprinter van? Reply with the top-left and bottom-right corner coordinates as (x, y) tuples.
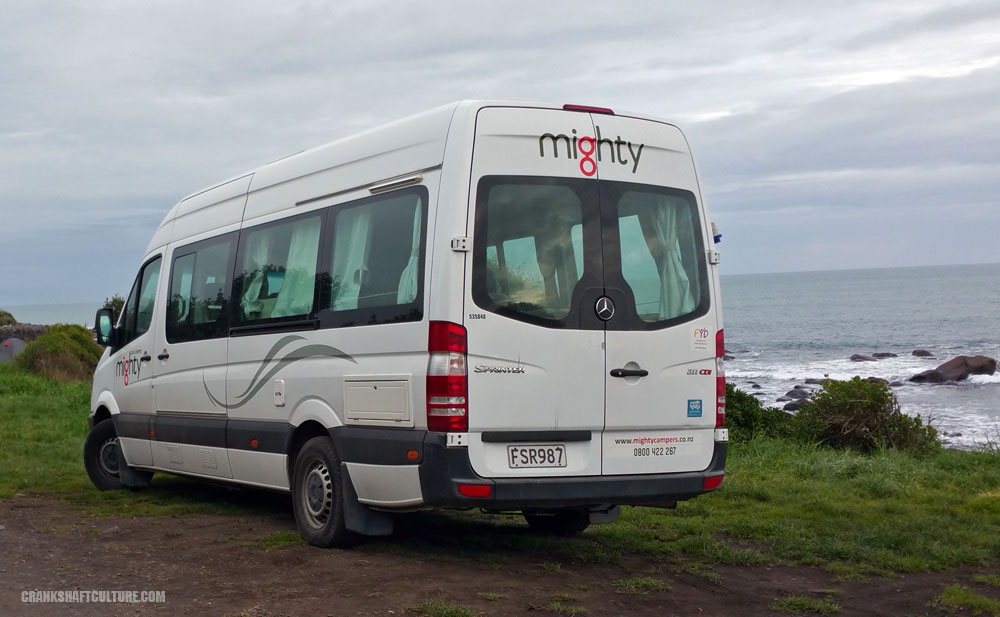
(86, 101), (727, 547)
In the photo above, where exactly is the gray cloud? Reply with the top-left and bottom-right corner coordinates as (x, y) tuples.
(0, 0), (997, 303)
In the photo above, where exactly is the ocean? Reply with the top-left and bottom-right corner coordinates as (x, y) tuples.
(5, 263), (998, 447)
(4, 302), (98, 327)
(722, 263), (1000, 449)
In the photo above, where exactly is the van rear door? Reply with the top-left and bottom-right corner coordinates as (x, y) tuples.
(464, 107), (606, 479)
(591, 115), (717, 475)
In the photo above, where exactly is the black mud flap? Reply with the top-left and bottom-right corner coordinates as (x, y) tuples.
(116, 451), (152, 489)
(340, 464), (394, 537)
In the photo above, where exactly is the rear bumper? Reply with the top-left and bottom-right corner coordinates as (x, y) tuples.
(417, 432), (727, 510)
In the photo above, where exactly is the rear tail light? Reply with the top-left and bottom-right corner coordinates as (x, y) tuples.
(427, 321), (468, 432)
(716, 329), (726, 428)
(703, 475), (724, 490)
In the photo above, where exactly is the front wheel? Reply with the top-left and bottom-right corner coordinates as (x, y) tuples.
(83, 419), (122, 490)
(524, 510), (591, 536)
(291, 437), (359, 548)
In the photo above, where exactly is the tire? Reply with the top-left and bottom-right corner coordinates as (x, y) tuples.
(291, 437), (359, 548)
(524, 510), (591, 536)
(83, 418), (123, 491)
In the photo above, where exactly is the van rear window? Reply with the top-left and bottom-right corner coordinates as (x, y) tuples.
(472, 176), (709, 330)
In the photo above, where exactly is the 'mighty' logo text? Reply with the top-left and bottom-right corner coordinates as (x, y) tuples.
(116, 350), (144, 386)
(538, 127), (645, 176)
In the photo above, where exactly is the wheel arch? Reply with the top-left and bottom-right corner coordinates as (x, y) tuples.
(286, 420), (333, 484)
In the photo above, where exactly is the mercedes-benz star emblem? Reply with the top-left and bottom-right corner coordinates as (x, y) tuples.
(595, 296), (615, 321)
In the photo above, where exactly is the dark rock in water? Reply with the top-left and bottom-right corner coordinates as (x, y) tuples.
(912, 349), (934, 357)
(0, 337), (27, 363)
(723, 354), (735, 361)
(776, 396), (791, 402)
(785, 389), (810, 400)
(888, 381), (903, 387)
(793, 384), (810, 390)
(872, 352), (897, 358)
(804, 378), (825, 385)
(750, 382), (762, 389)
(909, 369), (950, 384)
(851, 354), (876, 362)
(866, 376), (887, 384)
(783, 401), (801, 411)
(909, 354), (997, 384)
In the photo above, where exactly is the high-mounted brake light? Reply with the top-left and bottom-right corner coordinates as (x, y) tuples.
(562, 104), (615, 115)
(716, 329), (726, 428)
(427, 321), (468, 432)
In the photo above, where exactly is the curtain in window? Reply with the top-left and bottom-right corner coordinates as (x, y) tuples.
(396, 202), (422, 304)
(240, 232), (271, 318)
(272, 217), (321, 318)
(330, 207), (373, 310)
(637, 197), (696, 319)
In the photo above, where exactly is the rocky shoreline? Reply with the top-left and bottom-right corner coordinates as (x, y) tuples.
(738, 350), (999, 413)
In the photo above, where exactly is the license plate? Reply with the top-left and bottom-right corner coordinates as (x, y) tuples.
(507, 444), (567, 469)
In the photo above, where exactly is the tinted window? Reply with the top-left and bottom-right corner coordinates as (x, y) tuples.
(604, 183), (709, 328)
(473, 178), (599, 327)
(121, 257), (162, 344)
(320, 189), (426, 328)
(473, 177), (709, 330)
(234, 215), (322, 324)
(166, 235), (235, 343)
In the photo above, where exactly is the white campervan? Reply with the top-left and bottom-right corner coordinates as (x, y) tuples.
(86, 101), (728, 547)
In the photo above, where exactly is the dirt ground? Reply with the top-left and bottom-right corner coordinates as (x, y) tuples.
(0, 493), (995, 617)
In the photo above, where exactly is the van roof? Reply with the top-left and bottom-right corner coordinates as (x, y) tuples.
(147, 100), (677, 253)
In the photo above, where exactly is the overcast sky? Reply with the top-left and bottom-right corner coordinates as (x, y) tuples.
(1, 0), (998, 306)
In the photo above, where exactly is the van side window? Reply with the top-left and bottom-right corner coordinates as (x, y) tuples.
(166, 235), (235, 342)
(234, 215), (322, 324)
(120, 257), (162, 344)
(320, 189), (425, 327)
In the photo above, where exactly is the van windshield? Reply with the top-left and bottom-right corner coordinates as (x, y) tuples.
(472, 176), (708, 330)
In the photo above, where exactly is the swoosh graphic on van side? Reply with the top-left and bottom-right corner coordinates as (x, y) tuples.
(232, 334), (306, 399)
(203, 341), (357, 410)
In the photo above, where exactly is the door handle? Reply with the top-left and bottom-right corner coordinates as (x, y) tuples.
(140, 354), (152, 362)
(610, 368), (648, 378)
(157, 352), (170, 360)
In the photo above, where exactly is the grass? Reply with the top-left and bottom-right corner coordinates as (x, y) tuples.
(254, 530), (304, 550)
(540, 595), (588, 615)
(404, 599), (477, 617)
(770, 595), (841, 615)
(931, 584), (1000, 616)
(975, 574), (1000, 588)
(475, 591), (506, 601)
(2, 363), (1000, 578)
(612, 576), (669, 594)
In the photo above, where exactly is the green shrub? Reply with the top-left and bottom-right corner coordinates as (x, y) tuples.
(0, 308), (16, 327)
(15, 323), (103, 382)
(102, 294), (126, 324)
(792, 377), (939, 455)
(725, 383), (790, 441)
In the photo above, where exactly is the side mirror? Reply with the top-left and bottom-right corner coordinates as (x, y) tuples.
(95, 308), (114, 347)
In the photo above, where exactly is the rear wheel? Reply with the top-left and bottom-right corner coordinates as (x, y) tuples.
(291, 437), (359, 548)
(83, 419), (122, 491)
(523, 510), (591, 535)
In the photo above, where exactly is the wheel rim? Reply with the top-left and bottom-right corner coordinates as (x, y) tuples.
(98, 437), (120, 478)
(300, 457), (333, 530)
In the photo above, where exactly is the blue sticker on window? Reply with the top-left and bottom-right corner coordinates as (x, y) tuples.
(687, 399), (703, 417)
